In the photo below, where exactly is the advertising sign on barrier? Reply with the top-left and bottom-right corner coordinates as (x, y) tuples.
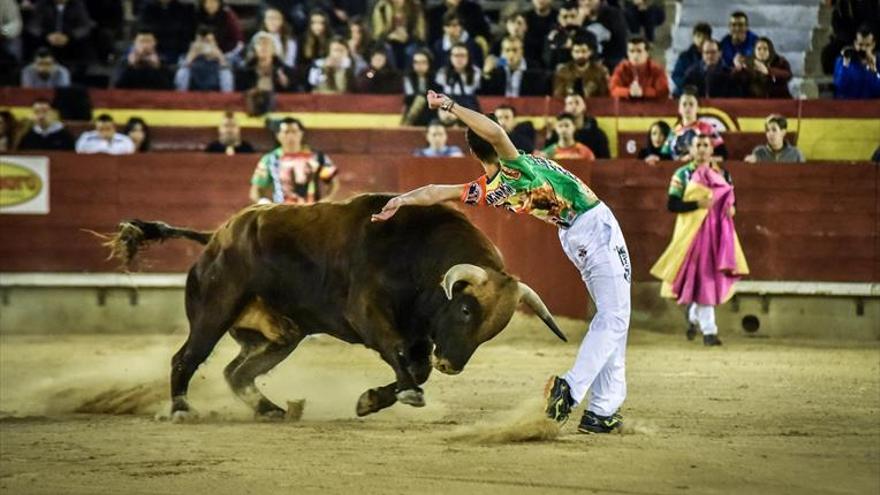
(0, 156), (50, 214)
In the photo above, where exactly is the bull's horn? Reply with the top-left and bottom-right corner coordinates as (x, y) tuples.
(441, 264), (489, 300)
(518, 282), (567, 342)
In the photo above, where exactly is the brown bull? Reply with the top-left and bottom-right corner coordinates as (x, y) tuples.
(103, 193), (565, 420)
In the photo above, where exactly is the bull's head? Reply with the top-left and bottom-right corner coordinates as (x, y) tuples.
(430, 264), (566, 375)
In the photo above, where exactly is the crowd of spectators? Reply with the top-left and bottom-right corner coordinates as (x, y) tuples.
(2, 0), (876, 163)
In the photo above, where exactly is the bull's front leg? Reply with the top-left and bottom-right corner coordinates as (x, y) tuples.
(357, 342), (433, 417)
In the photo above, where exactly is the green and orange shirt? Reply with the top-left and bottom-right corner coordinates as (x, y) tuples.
(461, 152), (600, 228)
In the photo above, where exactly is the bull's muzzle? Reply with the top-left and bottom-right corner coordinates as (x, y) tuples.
(431, 353), (461, 375)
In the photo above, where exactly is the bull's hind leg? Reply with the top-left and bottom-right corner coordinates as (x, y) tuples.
(225, 328), (302, 419)
(170, 269), (245, 421)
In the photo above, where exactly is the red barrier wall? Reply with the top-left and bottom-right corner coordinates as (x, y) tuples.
(1, 153), (877, 318)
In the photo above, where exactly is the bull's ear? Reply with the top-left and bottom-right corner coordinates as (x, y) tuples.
(441, 264), (489, 300)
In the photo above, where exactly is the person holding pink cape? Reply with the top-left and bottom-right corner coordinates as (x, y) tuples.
(650, 134), (749, 346)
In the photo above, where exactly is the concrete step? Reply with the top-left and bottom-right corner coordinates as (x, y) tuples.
(677, 5), (819, 28)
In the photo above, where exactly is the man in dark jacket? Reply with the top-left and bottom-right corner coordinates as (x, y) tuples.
(18, 99), (75, 151)
(355, 46), (403, 94)
(137, 0), (195, 63)
(544, 94), (610, 159)
(426, 0), (490, 48)
(25, 0), (95, 74)
(524, 0), (559, 68)
(679, 39), (745, 98)
(672, 23), (711, 95)
(543, 1), (586, 69)
(112, 29), (172, 89)
(580, 0), (629, 70)
(480, 37), (549, 96)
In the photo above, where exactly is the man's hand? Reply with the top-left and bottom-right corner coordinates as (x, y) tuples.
(371, 196), (404, 222)
(644, 154), (660, 166)
(629, 79), (643, 98)
(427, 90), (450, 110)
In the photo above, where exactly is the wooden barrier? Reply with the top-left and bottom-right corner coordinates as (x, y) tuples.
(1, 153), (877, 318)
(615, 131), (799, 161)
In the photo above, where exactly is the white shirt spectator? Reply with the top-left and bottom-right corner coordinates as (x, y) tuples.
(75, 131), (136, 155)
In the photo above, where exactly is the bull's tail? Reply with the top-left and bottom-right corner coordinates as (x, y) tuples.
(91, 219), (213, 268)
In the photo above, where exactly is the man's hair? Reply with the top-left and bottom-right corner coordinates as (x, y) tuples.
(628, 35), (649, 48)
(857, 23), (875, 39)
(560, 0), (578, 11)
(466, 117), (499, 164)
(680, 85), (699, 98)
(443, 11), (462, 26)
(505, 11), (525, 23)
(556, 112), (576, 124)
(702, 38), (720, 51)
(134, 26), (155, 37)
(572, 31), (598, 52)
(730, 11), (748, 23)
(501, 36), (523, 47)
(96, 113), (114, 123)
(35, 47), (52, 59)
(765, 114), (788, 130)
(278, 116), (304, 132)
(693, 23), (712, 38)
(494, 104), (516, 116)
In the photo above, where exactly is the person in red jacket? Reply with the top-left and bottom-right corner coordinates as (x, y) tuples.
(609, 36), (669, 99)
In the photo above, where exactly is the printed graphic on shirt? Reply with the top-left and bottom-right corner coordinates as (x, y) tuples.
(251, 147), (337, 204)
(460, 152), (599, 228)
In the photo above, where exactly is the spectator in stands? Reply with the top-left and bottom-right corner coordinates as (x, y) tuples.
(413, 119), (464, 157)
(545, 93), (610, 158)
(401, 48), (439, 126)
(480, 36), (548, 97)
(492, 11), (528, 58)
(84, 0), (123, 65)
(137, 0), (195, 64)
(834, 25), (880, 99)
(426, 0), (490, 51)
(494, 104), (536, 153)
(112, 28), (172, 90)
(18, 99), (75, 150)
(196, 0), (243, 63)
(524, 0), (558, 67)
(250, 116), (338, 205)
(355, 45), (402, 93)
(308, 36), (356, 93)
(821, 0), (880, 74)
(20, 47), (70, 88)
(175, 27), (234, 92)
(552, 32), (609, 98)
(662, 92), (727, 162)
(679, 39), (744, 98)
(432, 11), (482, 69)
(0, 0), (22, 85)
(75, 114), (135, 155)
(623, 0), (664, 43)
(123, 117), (151, 152)
(371, 0), (425, 70)
(739, 36), (792, 98)
(543, 1), (586, 70)
(671, 23), (711, 95)
(300, 9), (332, 70)
(579, 0), (629, 70)
(346, 16), (373, 67)
(25, 0), (95, 75)
(744, 114), (805, 163)
(638, 120), (672, 164)
(205, 111), (255, 155)
(236, 32), (296, 93)
(609, 36), (669, 100)
(247, 7), (297, 69)
(0, 110), (17, 151)
(720, 11), (758, 68)
(435, 42), (481, 106)
(540, 112), (596, 160)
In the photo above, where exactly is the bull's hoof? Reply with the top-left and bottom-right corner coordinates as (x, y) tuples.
(396, 388), (425, 408)
(255, 408), (286, 421)
(356, 389), (380, 417)
(170, 409), (197, 423)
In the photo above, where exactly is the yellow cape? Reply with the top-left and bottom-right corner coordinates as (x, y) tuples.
(649, 181), (749, 301)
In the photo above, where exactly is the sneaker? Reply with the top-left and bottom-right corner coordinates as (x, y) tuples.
(544, 376), (574, 423)
(703, 334), (723, 346)
(686, 323), (698, 341)
(578, 410), (623, 434)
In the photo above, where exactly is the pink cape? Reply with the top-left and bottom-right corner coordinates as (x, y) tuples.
(672, 166), (745, 305)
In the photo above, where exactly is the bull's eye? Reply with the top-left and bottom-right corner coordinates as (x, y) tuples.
(461, 305), (471, 317)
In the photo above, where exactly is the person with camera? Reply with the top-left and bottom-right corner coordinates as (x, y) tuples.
(112, 28), (172, 90)
(834, 24), (880, 99)
(174, 26), (234, 92)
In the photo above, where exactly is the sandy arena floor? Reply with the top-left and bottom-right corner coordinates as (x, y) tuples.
(1, 315), (878, 495)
